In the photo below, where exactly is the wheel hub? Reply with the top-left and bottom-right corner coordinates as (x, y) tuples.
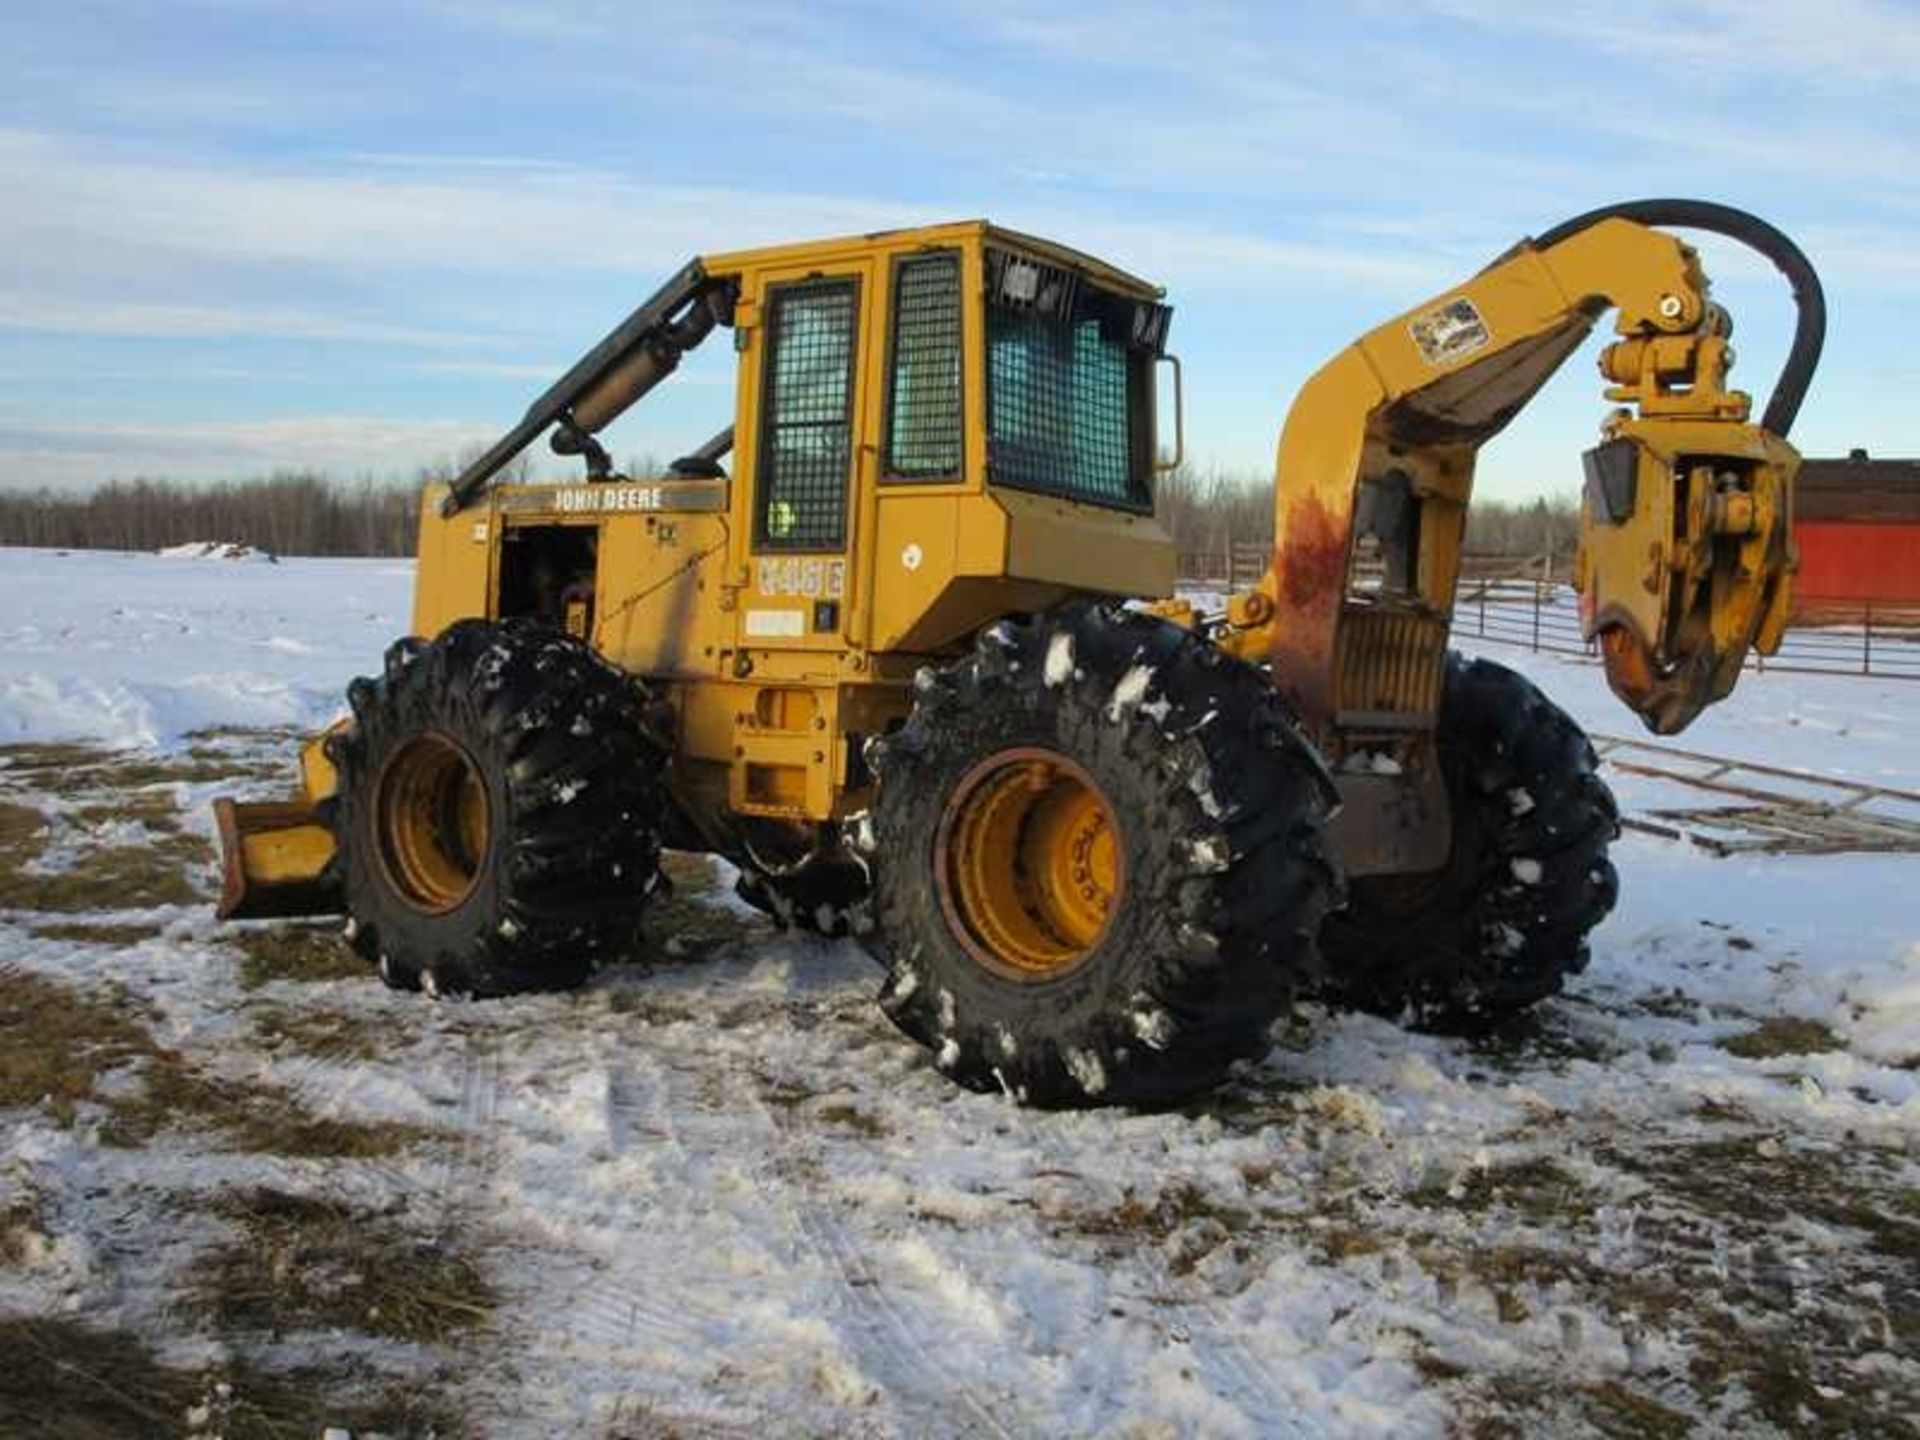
(935, 747), (1122, 980)
(374, 731), (490, 913)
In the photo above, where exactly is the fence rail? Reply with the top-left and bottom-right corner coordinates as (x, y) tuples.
(1178, 547), (1570, 593)
(1454, 580), (1920, 681)
(1591, 732), (1920, 855)
(1174, 571), (1920, 682)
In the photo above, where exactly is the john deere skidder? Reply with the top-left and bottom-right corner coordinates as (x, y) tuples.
(215, 201), (1822, 1107)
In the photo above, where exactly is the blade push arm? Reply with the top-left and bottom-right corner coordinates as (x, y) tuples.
(439, 259), (735, 516)
(1229, 199), (1823, 740)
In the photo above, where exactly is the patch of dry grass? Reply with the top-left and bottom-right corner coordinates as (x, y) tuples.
(0, 968), (155, 1125)
(0, 779), (208, 913)
(813, 1101), (889, 1139)
(0, 832), (210, 912)
(72, 792), (185, 834)
(0, 968), (436, 1158)
(99, 1055), (438, 1159)
(0, 741), (107, 780)
(645, 850), (766, 961)
(0, 800), (50, 906)
(1405, 1156), (1587, 1219)
(232, 923), (365, 988)
(0, 1316), (462, 1439)
(0, 1191), (47, 1267)
(1423, 1131), (1920, 1437)
(0, 744), (264, 796)
(92, 756), (263, 788)
(184, 1187), (496, 1344)
(1719, 1015), (1844, 1059)
(1450, 1373), (1693, 1440)
(28, 920), (167, 946)
(0, 799), (47, 853)
(246, 1002), (384, 1063)
(1062, 1180), (1260, 1277)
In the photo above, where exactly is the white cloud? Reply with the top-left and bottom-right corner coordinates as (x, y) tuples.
(0, 128), (1474, 348)
(0, 129), (936, 296)
(0, 415), (497, 490)
(0, 293), (476, 347)
(1419, 0), (1920, 87)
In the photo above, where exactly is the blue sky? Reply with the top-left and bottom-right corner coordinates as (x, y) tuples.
(2, 0), (1917, 501)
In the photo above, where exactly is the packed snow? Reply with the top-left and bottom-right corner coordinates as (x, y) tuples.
(0, 546), (1915, 1436)
(0, 548), (408, 747)
(156, 542), (278, 564)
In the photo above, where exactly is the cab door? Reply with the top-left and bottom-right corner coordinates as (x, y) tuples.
(731, 259), (876, 660)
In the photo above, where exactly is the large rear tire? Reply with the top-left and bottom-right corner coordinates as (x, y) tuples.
(1317, 654), (1619, 1026)
(325, 618), (665, 997)
(863, 602), (1338, 1109)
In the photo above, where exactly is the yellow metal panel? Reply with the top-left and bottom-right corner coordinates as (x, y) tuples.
(298, 726), (341, 804)
(239, 823), (335, 884)
(594, 510), (731, 678)
(1003, 486), (1177, 599)
(869, 492), (965, 650)
(411, 483), (494, 638)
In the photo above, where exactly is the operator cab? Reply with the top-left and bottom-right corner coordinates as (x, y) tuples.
(425, 223), (1185, 663)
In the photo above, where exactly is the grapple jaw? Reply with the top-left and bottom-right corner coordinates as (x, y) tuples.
(211, 726), (345, 920)
(1577, 420), (1798, 735)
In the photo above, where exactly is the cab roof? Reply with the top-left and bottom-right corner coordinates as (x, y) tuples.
(698, 220), (1164, 302)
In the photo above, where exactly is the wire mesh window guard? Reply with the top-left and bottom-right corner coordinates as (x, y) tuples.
(985, 250), (1152, 510)
(757, 279), (857, 549)
(885, 254), (964, 481)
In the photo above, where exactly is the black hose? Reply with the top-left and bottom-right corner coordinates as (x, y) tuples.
(1532, 199), (1825, 438)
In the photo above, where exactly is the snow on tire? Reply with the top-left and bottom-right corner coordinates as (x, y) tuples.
(1317, 653), (1620, 1027)
(863, 601), (1339, 1109)
(324, 617), (665, 997)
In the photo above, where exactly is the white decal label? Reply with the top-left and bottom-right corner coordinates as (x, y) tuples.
(1409, 297), (1491, 367)
(554, 485), (667, 514)
(744, 608), (807, 638)
(756, 556), (846, 600)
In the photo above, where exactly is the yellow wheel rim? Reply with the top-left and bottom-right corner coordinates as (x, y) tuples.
(935, 747), (1123, 981)
(374, 731), (491, 913)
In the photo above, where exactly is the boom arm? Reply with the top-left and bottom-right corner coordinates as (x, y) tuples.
(439, 259), (736, 517)
(1227, 199), (1823, 741)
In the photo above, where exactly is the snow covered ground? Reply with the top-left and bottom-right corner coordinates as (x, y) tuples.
(0, 547), (1915, 1437)
(0, 548), (410, 748)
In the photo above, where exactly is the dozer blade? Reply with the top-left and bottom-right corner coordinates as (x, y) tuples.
(212, 725), (346, 920)
(213, 797), (341, 920)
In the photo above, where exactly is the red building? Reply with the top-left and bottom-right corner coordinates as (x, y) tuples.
(1793, 449), (1920, 622)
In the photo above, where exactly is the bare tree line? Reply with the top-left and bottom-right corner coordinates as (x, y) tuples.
(0, 474), (425, 556)
(0, 462), (1577, 560)
(1160, 464), (1580, 567)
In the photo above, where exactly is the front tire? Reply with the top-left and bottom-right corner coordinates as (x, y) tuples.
(1317, 654), (1619, 1026)
(326, 619), (665, 997)
(864, 602), (1338, 1109)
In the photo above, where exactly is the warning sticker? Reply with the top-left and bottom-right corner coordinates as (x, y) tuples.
(744, 608), (806, 638)
(1409, 297), (1491, 367)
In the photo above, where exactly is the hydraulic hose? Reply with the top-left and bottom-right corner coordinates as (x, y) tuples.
(1532, 199), (1825, 438)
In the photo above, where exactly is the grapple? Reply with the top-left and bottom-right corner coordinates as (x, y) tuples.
(1578, 419), (1798, 735)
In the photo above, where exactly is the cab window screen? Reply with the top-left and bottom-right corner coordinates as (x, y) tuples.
(885, 253), (963, 480)
(757, 278), (857, 549)
(985, 249), (1155, 511)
